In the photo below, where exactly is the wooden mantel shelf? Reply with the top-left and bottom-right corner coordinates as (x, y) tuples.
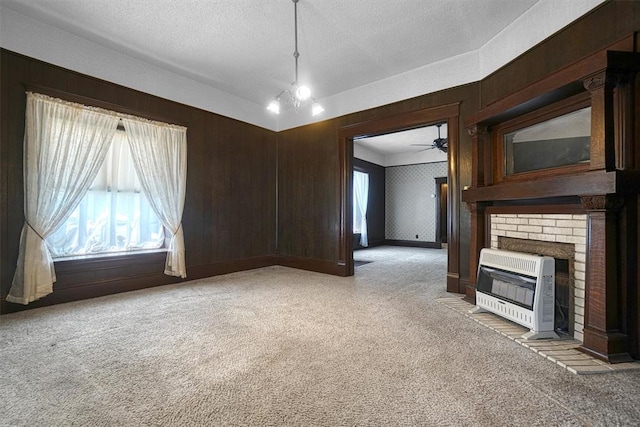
(462, 170), (640, 203)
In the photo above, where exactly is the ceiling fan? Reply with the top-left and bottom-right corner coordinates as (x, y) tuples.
(411, 124), (447, 153)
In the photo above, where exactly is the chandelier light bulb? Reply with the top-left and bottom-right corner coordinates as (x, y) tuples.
(267, 99), (280, 114)
(295, 85), (311, 101)
(312, 101), (324, 116)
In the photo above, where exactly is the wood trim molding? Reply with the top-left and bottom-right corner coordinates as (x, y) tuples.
(188, 256), (278, 279)
(338, 125), (354, 275)
(276, 255), (347, 276)
(435, 176), (447, 244)
(580, 194), (625, 211)
(467, 124), (491, 187)
(465, 201), (485, 300)
(467, 39), (639, 126)
(462, 170), (618, 203)
(1, 271), (178, 314)
(338, 103), (462, 291)
(384, 240), (442, 249)
(447, 114), (462, 293)
(339, 103), (461, 139)
(1, 255), (278, 314)
(485, 204), (586, 215)
(458, 277), (471, 302)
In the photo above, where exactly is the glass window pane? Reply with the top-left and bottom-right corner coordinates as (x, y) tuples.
(504, 107), (591, 175)
(353, 171), (368, 234)
(48, 130), (164, 257)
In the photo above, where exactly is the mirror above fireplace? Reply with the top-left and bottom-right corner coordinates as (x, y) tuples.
(503, 106), (591, 176)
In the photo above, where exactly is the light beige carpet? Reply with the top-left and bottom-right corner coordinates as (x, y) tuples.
(1, 246), (639, 426)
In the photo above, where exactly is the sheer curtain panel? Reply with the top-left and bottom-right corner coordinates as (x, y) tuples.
(353, 171), (369, 247)
(122, 118), (187, 278)
(7, 93), (119, 304)
(46, 130), (165, 257)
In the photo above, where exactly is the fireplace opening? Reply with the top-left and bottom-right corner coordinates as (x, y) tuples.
(498, 237), (575, 337)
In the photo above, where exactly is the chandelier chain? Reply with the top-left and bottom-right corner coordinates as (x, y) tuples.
(293, 0), (299, 84)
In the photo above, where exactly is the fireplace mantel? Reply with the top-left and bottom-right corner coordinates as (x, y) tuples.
(462, 38), (640, 363)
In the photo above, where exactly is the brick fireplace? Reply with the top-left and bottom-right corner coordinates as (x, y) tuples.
(489, 213), (586, 341)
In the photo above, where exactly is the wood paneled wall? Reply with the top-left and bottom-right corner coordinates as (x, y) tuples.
(0, 50), (276, 313)
(276, 121), (338, 261)
(481, 1), (639, 107)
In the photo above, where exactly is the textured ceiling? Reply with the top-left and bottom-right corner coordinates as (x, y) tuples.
(0, 0), (539, 109)
(356, 124), (448, 156)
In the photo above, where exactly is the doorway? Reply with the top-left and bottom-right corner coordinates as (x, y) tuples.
(435, 177), (448, 244)
(353, 126), (447, 250)
(338, 103), (461, 293)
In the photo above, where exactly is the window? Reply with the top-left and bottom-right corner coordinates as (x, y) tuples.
(8, 92), (187, 305)
(353, 203), (363, 233)
(353, 170), (369, 246)
(47, 129), (165, 257)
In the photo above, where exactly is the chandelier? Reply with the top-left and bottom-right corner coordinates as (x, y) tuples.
(267, 0), (324, 116)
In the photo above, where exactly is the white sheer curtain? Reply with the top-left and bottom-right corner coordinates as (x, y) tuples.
(353, 171), (369, 247)
(121, 118), (187, 278)
(46, 130), (165, 256)
(7, 92), (119, 304)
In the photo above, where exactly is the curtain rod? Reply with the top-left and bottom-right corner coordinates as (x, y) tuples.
(23, 83), (188, 128)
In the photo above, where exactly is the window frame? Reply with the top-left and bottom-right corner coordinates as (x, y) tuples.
(492, 92), (592, 184)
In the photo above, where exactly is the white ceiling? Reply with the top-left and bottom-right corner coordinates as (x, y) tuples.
(0, 0), (537, 103)
(0, 0), (605, 131)
(356, 123), (448, 155)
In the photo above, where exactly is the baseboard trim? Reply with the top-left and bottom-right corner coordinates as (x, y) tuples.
(446, 273), (460, 293)
(385, 239), (442, 249)
(1, 255), (278, 314)
(354, 240), (386, 250)
(464, 283), (477, 305)
(458, 278), (470, 295)
(188, 256), (277, 279)
(1, 271), (179, 314)
(276, 255), (347, 276)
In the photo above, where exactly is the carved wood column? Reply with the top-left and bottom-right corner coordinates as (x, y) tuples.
(612, 71), (636, 170)
(583, 71), (622, 171)
(579, 194), (632, 363)
(464, 125), (490, 302)
(589, 64), (639, 171)
(465, 201), (486, 303)
(468, 125), (491, 187)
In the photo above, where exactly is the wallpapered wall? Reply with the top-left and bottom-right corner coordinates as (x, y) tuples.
(385, 162), (447, 242)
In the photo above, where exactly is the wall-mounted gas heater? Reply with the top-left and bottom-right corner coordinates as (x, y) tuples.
(471, 248), (558, 340)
